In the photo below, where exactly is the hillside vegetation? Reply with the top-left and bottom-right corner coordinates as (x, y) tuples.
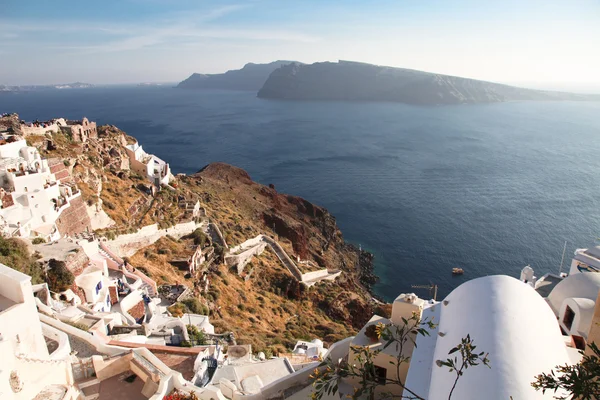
(33, 126), (382, 352)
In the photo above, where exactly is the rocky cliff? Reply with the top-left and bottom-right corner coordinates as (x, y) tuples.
(35, 124), (380, 352)
(177, 61), (299, 91)
(257, 60), (600, 105)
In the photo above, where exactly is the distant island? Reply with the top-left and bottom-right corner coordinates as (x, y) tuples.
(257, 61), (600, 105)
(0, 82), (94, 93)
(177, 60), (298, 91)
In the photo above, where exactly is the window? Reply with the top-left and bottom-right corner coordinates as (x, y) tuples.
(374, 366), (387, 385)
(95, 281), (103, 295)
(572, 335), (586, 350)
(563, 305), (575, 330)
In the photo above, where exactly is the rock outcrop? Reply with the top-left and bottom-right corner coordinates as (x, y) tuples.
(258, 60), (600, 105)
(177, 61), (299, 91)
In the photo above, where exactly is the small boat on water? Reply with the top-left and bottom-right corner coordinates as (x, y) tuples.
(452, 268), (464, 275)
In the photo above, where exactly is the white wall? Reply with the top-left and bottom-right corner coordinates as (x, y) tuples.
(104, 221), (203, 257)
(75, 270), (104, 304)
(0, 265), (49, 359)
(0, 140), (27, 159)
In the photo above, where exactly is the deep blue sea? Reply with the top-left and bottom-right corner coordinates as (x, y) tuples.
(2, 86), (600, 300)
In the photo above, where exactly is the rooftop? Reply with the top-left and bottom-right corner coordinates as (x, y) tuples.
(0, 293), (18, 313)
(32, 239), (83, 263)
(153, 352), (196, 380)
(534, 273), (564, 298)
(97, 371), (148, 400)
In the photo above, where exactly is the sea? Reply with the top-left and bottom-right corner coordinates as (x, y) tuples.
(2, 86), (600, 301)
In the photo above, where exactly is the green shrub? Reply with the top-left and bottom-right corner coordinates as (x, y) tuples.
(190, 228), (208, 246)
(46, 259), (74, 292)
(208, 289), (220, 301)
(187, 324), (207, 345)
(31, 237), (46, 245)
(0, 236), (44, 284)
(182, 298), (209, 315)
(213, 244), (225, 263)
(65, 320), (89, 331)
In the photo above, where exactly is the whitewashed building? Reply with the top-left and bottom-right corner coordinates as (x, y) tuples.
(0, 135), (81, 241)
(0, 263), (77, 400)
(125, 141), (172, 187)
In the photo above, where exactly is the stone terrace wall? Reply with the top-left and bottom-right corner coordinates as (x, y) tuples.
(65, 249), (90, 276)
(48, 159), (74, 184)
(56, 196), (92, 237)
(20, 122), (62, 136)
(104, 221), (204, 257)
(225, 241), (267, 275)
(64, 250), (90, 301)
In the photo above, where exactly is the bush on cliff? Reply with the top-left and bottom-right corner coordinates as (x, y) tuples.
(187, 324), (207, 345)
(188, 228), (208, 247)
(46, 259), (74, 292)
(0, 236), (44, 284)
(181, 297), (209, 315)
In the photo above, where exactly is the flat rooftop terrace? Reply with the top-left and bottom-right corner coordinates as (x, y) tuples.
(0, 293), (18, 313)
(97, 372), (148, 400)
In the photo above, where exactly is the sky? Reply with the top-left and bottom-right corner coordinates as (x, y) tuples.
(1, 0), (599, 91)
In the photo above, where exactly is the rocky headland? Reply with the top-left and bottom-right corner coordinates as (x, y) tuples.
(257, 60), (600, 105)
(177, 61), (299, 91)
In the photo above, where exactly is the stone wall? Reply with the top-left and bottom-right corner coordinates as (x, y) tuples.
(63, 250), (90, 301)
(225, 241), (267, 275)
(60, 118), (97, 143)
(20, 122), (62, 136)
(104, 221), (204, 257)
(48, 159), (74, 184)
(56, 196), (93, 237)
(66, 252), (89, 276)
(0, 188), (14, 208)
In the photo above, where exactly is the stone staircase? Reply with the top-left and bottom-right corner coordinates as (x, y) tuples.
(98, 247), (156, 296)
(98, 247), (121, 266)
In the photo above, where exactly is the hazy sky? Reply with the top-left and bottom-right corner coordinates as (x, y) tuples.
(1, 0), (599, 90)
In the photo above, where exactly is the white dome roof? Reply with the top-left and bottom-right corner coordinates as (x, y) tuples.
(428, 275), (571, 400)
(547, 272), (600, 314)
(311, 339), (323, 347)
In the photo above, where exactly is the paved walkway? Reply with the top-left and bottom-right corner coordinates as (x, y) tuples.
(68, 334), (99, 358)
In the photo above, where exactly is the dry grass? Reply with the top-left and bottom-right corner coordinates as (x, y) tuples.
(41, 129), (377, 353)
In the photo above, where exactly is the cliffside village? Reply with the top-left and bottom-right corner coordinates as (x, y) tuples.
(0, 114), (599, 400)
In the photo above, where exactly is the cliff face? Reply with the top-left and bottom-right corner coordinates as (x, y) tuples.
(189, 162), (379, 350)
(38, 127), (379, 352)
(177, 61), (299, 91)
(257, 61), (600, 105)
